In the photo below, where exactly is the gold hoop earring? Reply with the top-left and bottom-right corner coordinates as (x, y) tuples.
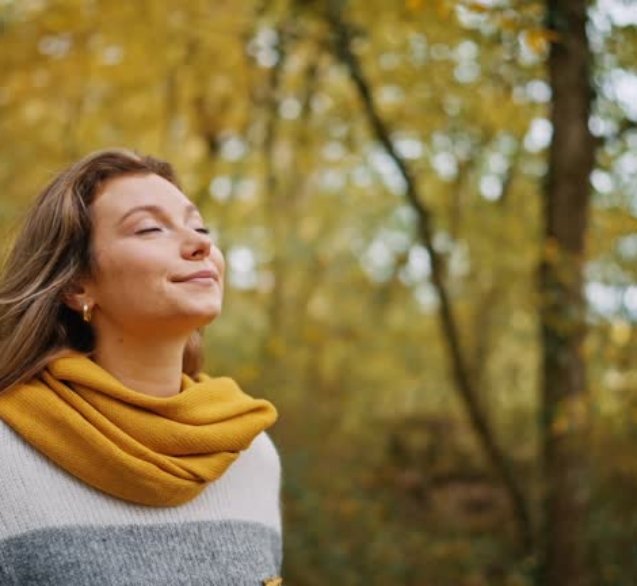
(82, 303), (93, 323)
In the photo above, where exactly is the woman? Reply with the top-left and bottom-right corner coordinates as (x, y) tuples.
(0, 148), (283, 585)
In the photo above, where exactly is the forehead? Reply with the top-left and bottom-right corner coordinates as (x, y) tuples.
(92, 173), (193, 218)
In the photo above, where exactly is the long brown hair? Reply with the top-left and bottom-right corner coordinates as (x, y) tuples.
(0, 147), (203, 393)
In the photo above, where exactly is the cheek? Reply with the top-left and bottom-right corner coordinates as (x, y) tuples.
(94, 246), (168, 294)
(211, 247), (226, 275)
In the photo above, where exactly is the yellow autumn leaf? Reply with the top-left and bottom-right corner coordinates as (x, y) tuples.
(524, 27), (561, 55)
(405, 0), (425, 11)
(610, 320), (631, 346)
(464, 1), (490, 13)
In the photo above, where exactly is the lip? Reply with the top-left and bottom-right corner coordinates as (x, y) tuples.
(172, 270), (219, 283)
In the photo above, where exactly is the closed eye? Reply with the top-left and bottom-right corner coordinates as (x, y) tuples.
(135, 227), (162, 235)
(195, 227), (210, 234)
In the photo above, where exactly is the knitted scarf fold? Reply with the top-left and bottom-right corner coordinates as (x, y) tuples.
(0, 353), (278, 507)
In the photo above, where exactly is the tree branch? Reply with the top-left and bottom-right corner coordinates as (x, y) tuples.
(326, 0), (534, 554)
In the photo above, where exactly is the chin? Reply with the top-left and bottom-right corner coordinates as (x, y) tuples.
(188, 305), (222, 327)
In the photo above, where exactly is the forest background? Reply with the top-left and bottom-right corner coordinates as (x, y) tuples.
(0, 0), (636, 584)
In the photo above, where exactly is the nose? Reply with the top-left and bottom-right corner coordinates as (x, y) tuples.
(181, 228), (212, 260)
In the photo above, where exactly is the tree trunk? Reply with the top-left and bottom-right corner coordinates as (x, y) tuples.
(540, 0), (595, 584)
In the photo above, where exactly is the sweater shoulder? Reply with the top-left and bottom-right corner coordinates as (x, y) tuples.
(0, 420), (282, 540)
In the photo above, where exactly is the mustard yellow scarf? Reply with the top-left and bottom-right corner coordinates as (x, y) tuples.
(0, 353), (278, 507)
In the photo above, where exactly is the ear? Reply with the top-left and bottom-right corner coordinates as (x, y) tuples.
(62, 281), (94, 313)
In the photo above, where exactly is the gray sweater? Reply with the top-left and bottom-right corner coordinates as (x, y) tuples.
(0, 421), (283, 585)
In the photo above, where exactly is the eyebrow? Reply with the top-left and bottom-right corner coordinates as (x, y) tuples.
(117, 203), (200, 226)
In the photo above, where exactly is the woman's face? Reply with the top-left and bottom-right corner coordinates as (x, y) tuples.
(83, 172), (225, 339)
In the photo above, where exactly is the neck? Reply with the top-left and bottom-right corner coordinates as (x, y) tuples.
(92, 330), (188, 398)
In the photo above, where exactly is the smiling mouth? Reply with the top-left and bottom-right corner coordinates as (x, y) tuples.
(172, 270), (219, 284)
(179, 276), (216, 285)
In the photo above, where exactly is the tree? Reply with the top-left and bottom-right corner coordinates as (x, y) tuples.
(540, 0), (596, 583)
(326, 0), (535, 554)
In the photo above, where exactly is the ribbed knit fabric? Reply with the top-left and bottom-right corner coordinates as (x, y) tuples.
(0, 354), (278, 507)
(0, 420), (283, 585)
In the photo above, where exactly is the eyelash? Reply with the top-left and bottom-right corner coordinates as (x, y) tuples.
(135, 227), (211, 235)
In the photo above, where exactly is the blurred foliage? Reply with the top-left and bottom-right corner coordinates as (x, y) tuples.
(1, 0), (636, 583)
